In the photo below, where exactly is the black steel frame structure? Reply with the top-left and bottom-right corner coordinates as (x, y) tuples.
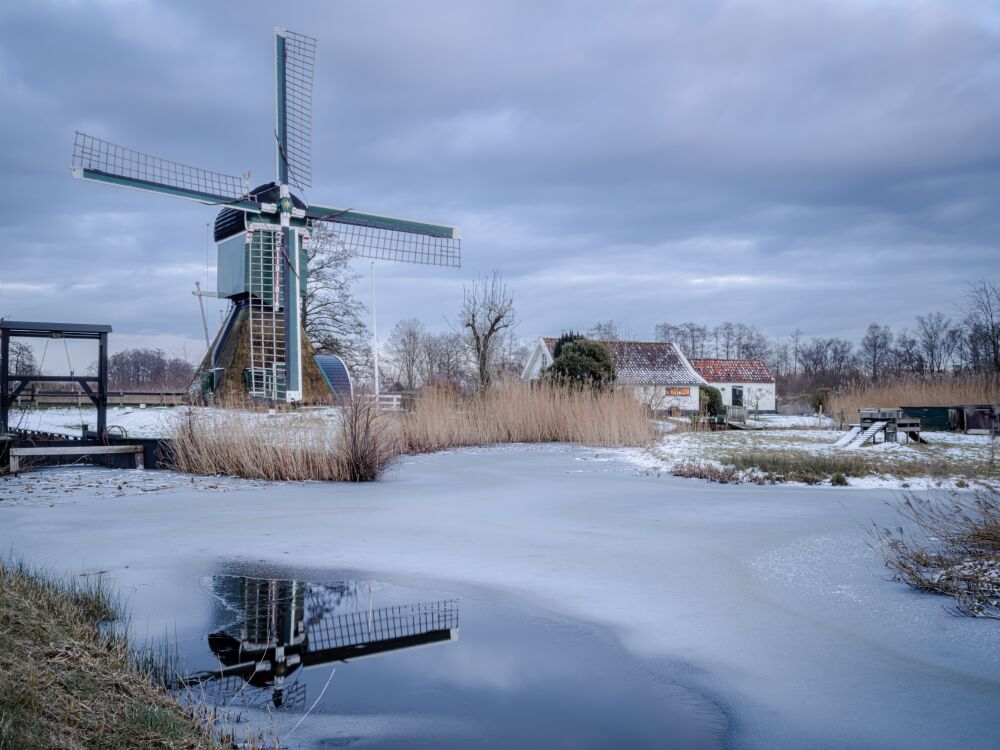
(0, 321), (111, 437)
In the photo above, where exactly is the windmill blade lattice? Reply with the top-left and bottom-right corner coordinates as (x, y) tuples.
(277, 29), (317, 190)
(309, 218), (461, 268)
(72, 131), (251, 205)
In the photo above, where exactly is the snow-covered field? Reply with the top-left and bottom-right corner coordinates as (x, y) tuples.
(635, 427), (998, 489)
(10, 405), (995, 489)
(745, 413), (834, 429)
(7, 404), (342, 439)
(1, 446), (998, 749)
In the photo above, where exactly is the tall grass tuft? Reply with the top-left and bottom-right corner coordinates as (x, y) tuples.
(0, 557), (226, 749)
(829, 373), (1000, 424)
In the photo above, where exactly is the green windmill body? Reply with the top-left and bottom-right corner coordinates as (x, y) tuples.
(71, 28), (461, 403)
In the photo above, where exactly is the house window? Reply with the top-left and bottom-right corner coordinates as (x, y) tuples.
(664, 387), (690, 397)
(732, 386), (743, 407)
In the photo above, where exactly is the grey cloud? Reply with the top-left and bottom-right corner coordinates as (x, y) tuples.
(0, 0), (998, 355)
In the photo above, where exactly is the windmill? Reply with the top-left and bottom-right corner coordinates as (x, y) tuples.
(71, 28), (460, 403)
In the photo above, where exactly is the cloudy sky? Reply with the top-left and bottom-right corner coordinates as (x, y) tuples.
(1, 0), (998, 359)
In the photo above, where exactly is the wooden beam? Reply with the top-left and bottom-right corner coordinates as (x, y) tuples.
(11, 445), (142, 456)
(9, 444), (143, 473)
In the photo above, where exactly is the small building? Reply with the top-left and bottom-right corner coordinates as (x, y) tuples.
(688, 358), (776, 413)
(521, 338), (706, 412)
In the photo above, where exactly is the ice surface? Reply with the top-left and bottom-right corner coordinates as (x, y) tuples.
(1, 445), (999, 749)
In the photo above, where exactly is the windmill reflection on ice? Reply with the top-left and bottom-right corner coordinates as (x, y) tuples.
(179, 576), (459, 709)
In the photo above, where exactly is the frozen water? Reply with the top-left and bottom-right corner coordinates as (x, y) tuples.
(1, 444), (999, 749)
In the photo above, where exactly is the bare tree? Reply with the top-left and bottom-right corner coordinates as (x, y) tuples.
(746, 385), (769, 417)
(860, 323), (893, 382)
(891, 329), (924, 374)
(588, 319), (631, 340)
(916, 312), (951, 373)
(656, 322), (708, 357)
(384, 319), (425, 391)
(8, 342), (38, 375)
(790, 328), (803, 377)
(459, 271), (516, 390)
(418, 330), (468, 387)
(107, 348), (195, 390)
(962, 281), (1000, 373)
(303, 238), (370, 377)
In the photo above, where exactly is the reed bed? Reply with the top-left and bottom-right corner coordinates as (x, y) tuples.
(166, 382), (656, 482)
(873, 489), (1000, 619)
(828, 374), (1000, 421)
(400, 382), (656, 454)
(167, 398), (399, 482)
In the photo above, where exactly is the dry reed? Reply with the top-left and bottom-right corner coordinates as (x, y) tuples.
(873, 488), (1000, 619)
(399, 381), (656, 454)
(166, 399), (400, 482)
(166, 381), (656, 481)
(829, 374), (1000, 424)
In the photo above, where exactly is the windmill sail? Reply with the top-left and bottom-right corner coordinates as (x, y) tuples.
(275, 28), (316, 190)
(308, 206), (461, 267)
(71, 132), (258, 209)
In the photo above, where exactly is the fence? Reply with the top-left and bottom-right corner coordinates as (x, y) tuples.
(13, 389), (188, 407)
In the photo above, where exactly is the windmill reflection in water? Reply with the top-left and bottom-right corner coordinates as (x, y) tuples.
(177, 575), (459, 709)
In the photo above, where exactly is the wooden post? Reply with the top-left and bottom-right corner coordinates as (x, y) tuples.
(97, 331), (108, 439)
(0, 329), (9, 434)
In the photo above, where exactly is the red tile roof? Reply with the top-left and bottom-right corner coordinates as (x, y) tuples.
(688, 358), (774, 384)
(541, 338), (706, 386)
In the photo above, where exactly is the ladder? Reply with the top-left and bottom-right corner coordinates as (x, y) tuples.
(842, 421), (886, 451)
(834, 425), (861, 448)
(247, 227), (286, 401)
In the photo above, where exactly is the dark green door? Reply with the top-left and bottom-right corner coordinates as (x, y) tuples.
(732, 386), (743, 407)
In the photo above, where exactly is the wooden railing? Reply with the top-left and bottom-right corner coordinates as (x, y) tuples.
(726, 405), (747, 424)
(13, 390), (188, 407)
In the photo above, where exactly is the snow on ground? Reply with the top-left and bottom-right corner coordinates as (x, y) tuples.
(745, 413), (834, 429)
(7, 405), (343, 439)
(1, 446), (998, 749)
(624, 427), (999, 489)
(0, 466), (267, 506)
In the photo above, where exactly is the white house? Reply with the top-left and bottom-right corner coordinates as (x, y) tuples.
(522, 337), (707, 412)
(688, 358), (776, 413)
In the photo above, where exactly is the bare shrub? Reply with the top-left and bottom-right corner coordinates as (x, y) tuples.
(336, 397), (401, 481)
(671, 461), (748, 484)
(873, 488), (1000, 618)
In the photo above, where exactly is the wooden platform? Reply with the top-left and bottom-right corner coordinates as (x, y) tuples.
(1, 429), (172, 474)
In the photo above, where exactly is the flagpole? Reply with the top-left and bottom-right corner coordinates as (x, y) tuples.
(371, 262), (379, 401)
